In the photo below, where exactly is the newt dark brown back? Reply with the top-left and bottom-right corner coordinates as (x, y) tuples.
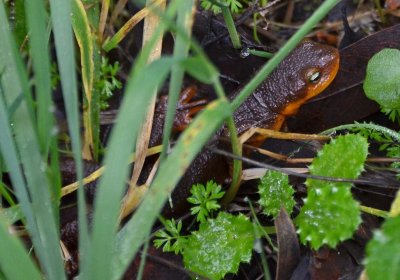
(159, 40), (339, 215)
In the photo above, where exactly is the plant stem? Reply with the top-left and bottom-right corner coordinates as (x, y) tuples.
(360, 205), (389, 218)
(373, 0), (386, 24)
(389, 188), (400, 217)
(321, 123), (400, 143)
(222, 117), (242, 205)
(221, 6), (242, 49)
(248, 48), (274, 58)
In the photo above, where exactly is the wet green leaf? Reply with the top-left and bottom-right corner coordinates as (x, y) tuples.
(365, 216), (400, 280)
(296, 134), (368, 250)
(258, 170), (295, 218)
(296, 182), (360, 249)
(364, 49), (400, 109)
(183, 212), (254, 280)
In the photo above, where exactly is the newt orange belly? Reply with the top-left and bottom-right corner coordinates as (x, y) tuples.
(160, 40), (339, 215)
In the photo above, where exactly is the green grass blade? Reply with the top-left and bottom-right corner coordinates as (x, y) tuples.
(48, 0), (82, 161)
(24, 0), (53, 157)
(71, 0), (95, 159)
(0, 3), (65, 278)
(82, 2), (180, 277)
(48, 0), (82, 168)
(80, 0), (101, 161)
(48, 0), (86, 274)
(0, 77), (42, 256)
(81, 0), (100, 28)
(113, 99), (232, 279)
(84, 57), (177, 280)
(0, 216), (41, 280)
(160, 0), (195, 162)
(7, 0), (27, 48)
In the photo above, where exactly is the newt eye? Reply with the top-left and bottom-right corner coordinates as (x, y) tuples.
(307, 70), (321, 84)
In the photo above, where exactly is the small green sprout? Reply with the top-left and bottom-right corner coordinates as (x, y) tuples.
(50, 62), (60, 90)
(153, 218), (187, 254)
(200, 0), (243, 14)
(351, 125), (400, 171)
(95, 56), (122, 110)
(187, 180), (225, 223)
(381, 108), (400, 125)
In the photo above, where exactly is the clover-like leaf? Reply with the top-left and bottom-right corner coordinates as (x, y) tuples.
(183, 212), (254, 280)
(365, 216), (400, 280)
(258, 170), (295, 218)
(364, 48), (400, 109)
(296, 134), (368, 250)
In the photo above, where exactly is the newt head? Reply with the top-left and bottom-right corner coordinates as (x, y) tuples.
(262, 39), (340, 117)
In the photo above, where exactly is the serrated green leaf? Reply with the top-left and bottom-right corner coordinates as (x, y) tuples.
(296, 183), (361, 249)
(365, 216), (400, 280)
(308, 134), (368, 180)
(296, 134), (368, 250)
(183, 212), (254, 280)
(364, 49), (400, 109)
(258, 170), (295, 218)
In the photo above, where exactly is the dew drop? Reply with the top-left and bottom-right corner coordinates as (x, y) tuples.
(240, 47), (250, 58)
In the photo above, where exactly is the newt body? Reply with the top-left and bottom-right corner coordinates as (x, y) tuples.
(61, 41), (339, 216)
(59, 41), (339, 273)
(158, 40), (339, 215)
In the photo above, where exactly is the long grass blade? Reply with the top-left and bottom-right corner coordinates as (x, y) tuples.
(24, 0), (53, 157)
(0, 2), (65, 278)
(48, 0), (82, 173)
(0, 72), (43, 272)
(71, 0), (95, 159)
(84, 57), (177, 280)
(0, 216), (41, 280)
(113, 99), (232, 279)
(159, 0), (195, 162)
(48, 0), (87, 274)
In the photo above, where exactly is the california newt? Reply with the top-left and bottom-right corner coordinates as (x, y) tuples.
(60, 40), (338, 215)
(154, 39), (339, 215)
(59, 40), (339, 274)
